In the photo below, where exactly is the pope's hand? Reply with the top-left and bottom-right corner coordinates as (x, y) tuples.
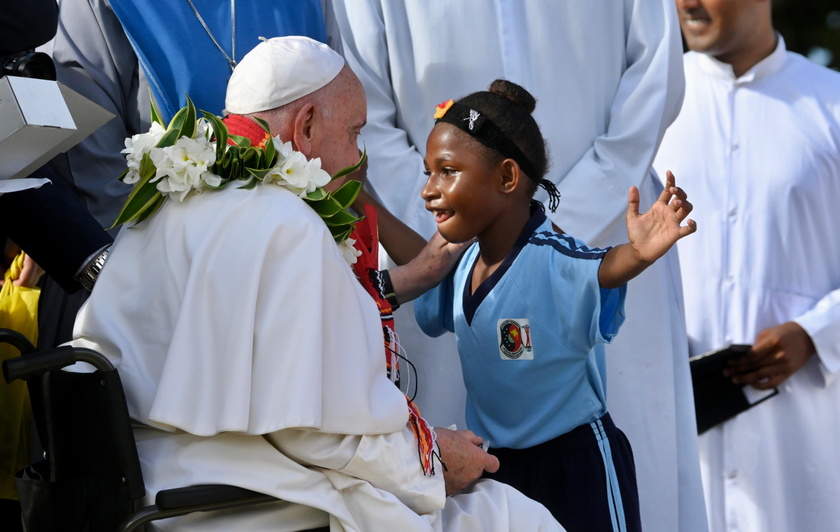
(434, 427), (499, 496)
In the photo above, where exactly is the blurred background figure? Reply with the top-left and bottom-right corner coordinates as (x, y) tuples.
(655, 1), (840, 530)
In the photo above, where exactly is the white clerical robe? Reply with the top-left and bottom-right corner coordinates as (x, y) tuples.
(332, 2), (707, 531)
(72, 184), (562, 531)
(654, 38), (840, 532)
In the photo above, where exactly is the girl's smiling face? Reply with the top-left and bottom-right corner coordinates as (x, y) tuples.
(421, 123), (507, 244)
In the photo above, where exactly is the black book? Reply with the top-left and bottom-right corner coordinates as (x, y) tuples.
(690, 344), (778, 434)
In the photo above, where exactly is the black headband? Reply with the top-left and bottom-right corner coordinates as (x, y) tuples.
(435, 101), (560, 212)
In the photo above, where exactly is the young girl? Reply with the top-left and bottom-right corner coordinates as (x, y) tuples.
(415, 80), (695, 532)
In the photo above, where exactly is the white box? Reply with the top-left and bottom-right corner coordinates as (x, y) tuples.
(0, 76), (115, 180)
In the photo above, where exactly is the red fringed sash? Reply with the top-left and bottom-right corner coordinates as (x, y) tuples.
(350, 206), (436, 475)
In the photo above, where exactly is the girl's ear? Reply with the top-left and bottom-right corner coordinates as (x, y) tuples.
(290, 103), (316, 157)
(499, 158), (523, 194)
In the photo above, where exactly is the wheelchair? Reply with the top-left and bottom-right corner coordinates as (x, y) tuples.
(1, 328), (328, 531)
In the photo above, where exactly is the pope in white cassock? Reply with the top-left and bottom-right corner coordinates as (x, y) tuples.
(331, 2), (708, 531)
(70, 37), (563, 531)
(655, 1), (840, 531)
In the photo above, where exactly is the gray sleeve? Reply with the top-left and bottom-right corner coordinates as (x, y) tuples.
(48, 0), (151, 229)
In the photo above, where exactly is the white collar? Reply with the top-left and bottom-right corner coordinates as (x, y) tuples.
(696, 33), (787, 85)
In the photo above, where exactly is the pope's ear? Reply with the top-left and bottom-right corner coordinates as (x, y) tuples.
(291, 102), (316, 157)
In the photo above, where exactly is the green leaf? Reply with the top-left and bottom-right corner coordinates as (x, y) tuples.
(158, 106), (188, 147)
(307, 196), (344, 217)
(240, 147), (261, 169)
(132, 194), (166, 224)
(263, 136), (276, 167)
(237, 177), (260, 190)
(112, 153), (160, 226)
(253, 116), (271, 134)
(177, 94), (197, 139)
(330, 149), (367, 182)
(155, 96), (198, 145)
(156, 127), (180, 148)
(305, 187), (327, 201)
(322, 208), (361, 227)
(330, 179), (362, 209)
(201, 111), (229, 163)
(149, 95), (165, 127)
(229, 134), (251, 148)
(139, 152), (156, 179)
(245, 167), (273, 181)
(111, 180), (163, 227)
(230, 157), (241, 179)
(329, 225), (354, 243)
(222, 145), (243, 179)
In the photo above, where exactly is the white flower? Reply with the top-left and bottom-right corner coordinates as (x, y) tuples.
(339, 237), (362, 266)
(264, 149), (330, 197)
(272, 138), (293, 163)
(118, 111), (357, 250)
(149, 135), (217, 202)
(193, 118), (210, 140)
(122, 121), (166, 184)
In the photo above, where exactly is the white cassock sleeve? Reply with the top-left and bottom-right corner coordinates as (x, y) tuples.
(264, 427), (565, 532)
(265, 425), (444, 516)
(795, 288), (840, 384)
(550, 0), (685, 244)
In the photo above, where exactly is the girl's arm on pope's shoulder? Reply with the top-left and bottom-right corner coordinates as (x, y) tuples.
(598, 170), (696, 289)
(354, 185), (427, 266)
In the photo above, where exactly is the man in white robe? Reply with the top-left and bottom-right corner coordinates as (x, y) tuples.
(72, 36), (562, 531)
(654, 1), (840, 530)
(331, 2), (708, 531)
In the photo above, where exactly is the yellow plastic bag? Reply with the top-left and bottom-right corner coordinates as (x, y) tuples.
(0, 252), (40, 500)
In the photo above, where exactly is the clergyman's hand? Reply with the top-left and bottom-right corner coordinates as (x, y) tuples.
(434, 427), (499, 496)
(725, 321), (816, 389)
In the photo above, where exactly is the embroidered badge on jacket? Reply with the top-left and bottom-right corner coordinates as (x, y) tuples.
(497, 319), (533, 360)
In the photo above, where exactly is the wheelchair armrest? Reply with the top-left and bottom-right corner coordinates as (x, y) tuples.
(155, 484), (275, 509)
(2, 345), (114, 383)
(0, 328), (35, 354)
(118, 484), (279, 532)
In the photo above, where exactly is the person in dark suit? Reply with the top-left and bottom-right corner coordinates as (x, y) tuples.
(0, 173), (112, 294)
(0, 0), (113, 294)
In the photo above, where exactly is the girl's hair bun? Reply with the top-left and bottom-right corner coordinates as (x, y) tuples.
(488, 79), (536, 114)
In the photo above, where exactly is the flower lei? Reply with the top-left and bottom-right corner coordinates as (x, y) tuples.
(113, 96), (364, 255)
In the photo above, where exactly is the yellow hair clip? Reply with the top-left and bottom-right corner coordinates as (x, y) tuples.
(434, 99), (454, 119)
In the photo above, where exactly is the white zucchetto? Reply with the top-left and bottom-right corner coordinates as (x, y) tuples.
(225, 36), (345, 115)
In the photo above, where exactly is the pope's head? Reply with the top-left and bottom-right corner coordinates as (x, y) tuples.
(225, 36), (366, 182)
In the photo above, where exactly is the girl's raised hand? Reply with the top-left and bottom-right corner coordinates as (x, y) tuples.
(626, 170), (697, 263)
